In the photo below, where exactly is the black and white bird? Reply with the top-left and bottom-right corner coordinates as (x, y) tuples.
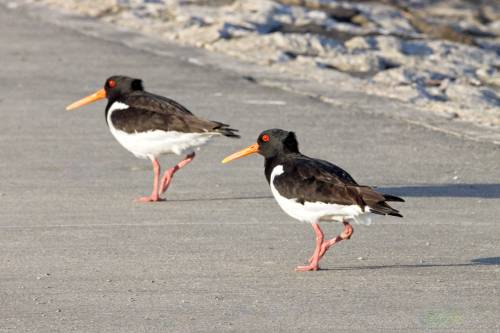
(222, 129), (403, 271)
(66, 75), (239, 202)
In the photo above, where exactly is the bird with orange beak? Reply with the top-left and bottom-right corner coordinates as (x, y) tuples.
(223, 129), (403, 271)
(67, 75), (239, 202)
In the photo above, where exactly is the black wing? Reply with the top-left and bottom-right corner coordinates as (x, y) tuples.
(293, 155), (358, 186)
(273, 156), (403, 217)
(126, 91), (194, 116)
(110, 91), (239, 137)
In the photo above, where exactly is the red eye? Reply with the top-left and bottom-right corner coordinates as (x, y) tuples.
(108, 80), (116, 88)
(262, 134), (270, 142)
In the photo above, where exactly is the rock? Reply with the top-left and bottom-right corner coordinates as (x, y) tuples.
(177, 25), (221, 46)
(345, 36), (375, 52)
(401, 41), (434, 56)
(373, 36), (402, 53)
(317, 53), (386, 74)
(476, 67), (500, 87)
(479, 3), (500, 23)
(273, 33), (341, 56)
(488, 21), (500, 35)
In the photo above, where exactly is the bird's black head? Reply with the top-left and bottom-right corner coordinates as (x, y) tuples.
(256, 129), (299, 159)
(66, 75), (144, 111)
(222, 128), (299, 164)
(104, 75), (144, 102)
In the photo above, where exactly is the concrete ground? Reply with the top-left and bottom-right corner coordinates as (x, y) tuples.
(0, 4), (499, 333)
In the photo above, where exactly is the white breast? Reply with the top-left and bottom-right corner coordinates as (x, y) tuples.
(269, 165), (372, 225)
(107, 101), (218, 159)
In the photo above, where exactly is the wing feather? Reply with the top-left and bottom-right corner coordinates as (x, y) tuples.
(273, 157), (403, 217)
(111, 92), (239, 137)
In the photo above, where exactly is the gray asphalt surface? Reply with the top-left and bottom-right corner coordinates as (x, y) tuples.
(1, 5), (499, 333)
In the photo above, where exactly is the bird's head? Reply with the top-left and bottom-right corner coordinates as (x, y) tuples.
(65, 75), (143, 111)
(222, 129), (299, 163)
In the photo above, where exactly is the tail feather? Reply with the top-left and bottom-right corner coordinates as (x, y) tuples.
(383, 194), (405, 202)
(212, 121), (240, 138)
(370, 208), (403, 218)
(353, 186), (404, 218)
(369, 201), (403, 218)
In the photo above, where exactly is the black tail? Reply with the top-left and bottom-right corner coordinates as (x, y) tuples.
(383, 194), (405, 202)
(369, 201), (403, 217)
(355, 187), (404, 218)
(213, 122), (240, 138)
(378, 193), (404, 217)
(369, 200), (403, 218)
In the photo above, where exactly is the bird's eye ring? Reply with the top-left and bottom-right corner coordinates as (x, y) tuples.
(262, 134), (270, 142)
(108, 80), (116, 88)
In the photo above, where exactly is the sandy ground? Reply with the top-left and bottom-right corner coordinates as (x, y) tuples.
(1, 2), (500, 332)
(9, 0), (500, 130)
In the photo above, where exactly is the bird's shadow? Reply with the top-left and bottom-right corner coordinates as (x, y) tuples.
(320, 257), (500, 271)
(164, 184), (500, 203)
(166, 195), (273, 203)
(379, 183), (500, 199)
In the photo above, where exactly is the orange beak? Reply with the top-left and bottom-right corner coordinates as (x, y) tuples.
(222, 143), (260, 164)
(65, 88), (107, 111)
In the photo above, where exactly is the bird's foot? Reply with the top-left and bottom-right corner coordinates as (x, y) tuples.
(308, 243), (329, 263)
(160, 170), (175, 194)
(134, 195), (165, 203)
(295, 264), (319, 272)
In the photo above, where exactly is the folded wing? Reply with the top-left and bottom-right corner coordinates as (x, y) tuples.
(274, 157), (404, 217)
(112, 91), (239, 137)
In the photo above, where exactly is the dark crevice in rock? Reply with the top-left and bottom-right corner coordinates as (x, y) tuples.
(277, 22), (418, 43)
(316, 58), (401, 79)
(276, 0), (361, 24)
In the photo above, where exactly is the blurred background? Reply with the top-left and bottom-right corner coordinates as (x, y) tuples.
(26, 0), (500, 128)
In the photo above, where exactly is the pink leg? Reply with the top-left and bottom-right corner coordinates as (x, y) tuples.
(309, 221), (354, 263)
(295, 223), (324, 272)
(160, 152), (195, 195)
(135, 156), (164, 203)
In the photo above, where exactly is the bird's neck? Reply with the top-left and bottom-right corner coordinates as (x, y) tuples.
(264, 153), (293, 184)
(104, 95), (127, 121)
(104, 99), (114, 123)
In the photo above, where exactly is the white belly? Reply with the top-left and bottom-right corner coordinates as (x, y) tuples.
(270, 165), (372, 225)
(107, 102), (218, 158)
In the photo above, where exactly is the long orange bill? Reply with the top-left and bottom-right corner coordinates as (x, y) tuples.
(65, 88), (107, 111)
(222, 143), (260, 164)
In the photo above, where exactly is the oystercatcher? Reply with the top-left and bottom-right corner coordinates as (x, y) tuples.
(222, 129), (403, 271)
(66, 75), (239, 202)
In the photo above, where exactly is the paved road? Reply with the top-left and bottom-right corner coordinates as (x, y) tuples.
(1, 5), (499, 333)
